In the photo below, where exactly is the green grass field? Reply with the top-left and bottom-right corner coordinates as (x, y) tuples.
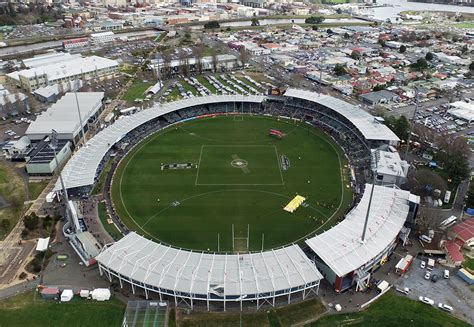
(111, 115), (352, 252)
(0, 291), (125, 327)
(310, 292), (469, 327)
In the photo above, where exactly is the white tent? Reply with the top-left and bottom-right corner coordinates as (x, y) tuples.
(36, 237), (50, 252)
(91, 288), (111, 301)
(60, 289), (74, 302)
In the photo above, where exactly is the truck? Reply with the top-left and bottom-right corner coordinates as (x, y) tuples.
(427, 258), (435, 271)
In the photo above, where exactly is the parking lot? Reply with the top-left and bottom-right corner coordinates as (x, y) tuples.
(395, 257), (474, 325)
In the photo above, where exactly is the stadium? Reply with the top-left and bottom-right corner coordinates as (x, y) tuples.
(55, 88), (420, 310)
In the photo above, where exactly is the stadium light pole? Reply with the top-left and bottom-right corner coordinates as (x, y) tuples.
(361, 150), (379, 243)
(74, 92), (87, 145)
(404, 87), (419, 161)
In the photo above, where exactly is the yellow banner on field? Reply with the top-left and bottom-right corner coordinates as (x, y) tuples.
(284, 195), (306, 213)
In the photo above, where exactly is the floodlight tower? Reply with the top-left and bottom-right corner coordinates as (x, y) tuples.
(360, 149), (379, 243)
(50, 129), (73, 230)
(74, 92), (87, 144)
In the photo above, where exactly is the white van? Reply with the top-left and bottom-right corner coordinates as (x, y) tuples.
(419, 235), (432, 243)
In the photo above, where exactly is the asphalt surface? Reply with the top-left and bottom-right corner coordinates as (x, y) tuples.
(395, 257), (474, 325)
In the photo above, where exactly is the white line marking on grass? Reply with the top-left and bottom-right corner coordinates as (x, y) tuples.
(194, 144), (204, 186)
(273, 145), (285, 186)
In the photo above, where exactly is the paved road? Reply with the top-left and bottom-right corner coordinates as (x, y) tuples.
(0, 279), (38, 300)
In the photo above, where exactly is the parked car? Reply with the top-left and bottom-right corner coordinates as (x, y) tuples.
(419, 296), (434, 305)
(424, 271), (431, 280)
(396, 287), (410, 295)
(420, 261), (426, 269)
(444, 270), (450, 279)
(438, 303), (453, 312)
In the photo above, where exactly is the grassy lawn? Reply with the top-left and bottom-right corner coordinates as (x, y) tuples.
(165, 86), (182, 102)
(98, 202), (122, 241)
(451, 22), (474, 28)
(463, 256), (474, 270)
(180, 80), (199, 96)
(196, 75), (217, 94)
(310, 292), (470, 327)
(273, 298), (326, 326)
(122, 80), (154, 102)
(178, 310), (269, 327)
(234, 74), (265, 93)
(91, 158), (113, 195)
(111, 115), (351, 251)
(176, 298), (326, 326)
(0, 290), (125, 327)
(0, 161), (26, 240)
(28, 181), (49, 201)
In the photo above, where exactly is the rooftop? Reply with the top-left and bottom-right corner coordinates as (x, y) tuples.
(306, 184), (414, 277)
(284, 88), (400, 142)
(97, 232), (323, 297)
(26, 92), (104, 138)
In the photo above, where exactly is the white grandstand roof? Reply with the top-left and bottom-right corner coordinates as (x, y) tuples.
(54, 95), (265, 191)
(305, 184), (412, 277)
(97, 232), (323, 297)
(284, 88), (400, 142)
(26, 92), (104, 139)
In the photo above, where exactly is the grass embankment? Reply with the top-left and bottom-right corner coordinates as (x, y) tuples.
(28, 181), (49, 201)
(0, 161), (26, 240)
(176, 298), (326, 326)
(98, 202), (122, 241)
(122, 80), (154, 102)
(0, 291), (125, 327)
(311, 292), (469, 327)
(463, 256), (474, 271)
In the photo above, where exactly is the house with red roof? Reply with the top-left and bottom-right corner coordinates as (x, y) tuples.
(441, 218), (474, 266)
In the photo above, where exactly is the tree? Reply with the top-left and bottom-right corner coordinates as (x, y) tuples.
(425, 52), (434, 61)
(0, 219), (10, 231)
(211, 52), (219, 73)
(469, 61), (474, 71)
(435, 134), (470, 183)
(239, 47), (250, 68)
(204, 21), (220, 29)
(462, 44), (468, 54)
(305, 16), (325, 25)
(406, 169), (447, 197)
(24, 213), (39, 231)
(350, 51), (360, 60)
(399, 45), (407, 53)
(334, 64), (347, 76)
(373, 84), (386, 92)
(251, 17), (260, 26)
(343, 32), (350, 39)
(311, 25), (318, 31)
(411, 58), (428, 71)
(193, 44), (205, 75)
(384, 115), (410, 142)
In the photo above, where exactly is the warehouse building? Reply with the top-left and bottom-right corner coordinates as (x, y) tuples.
(25, 92), (105, 145)
(7, 55), (118, 92)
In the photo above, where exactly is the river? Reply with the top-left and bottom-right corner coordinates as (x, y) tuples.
(371, 0), (474, 20)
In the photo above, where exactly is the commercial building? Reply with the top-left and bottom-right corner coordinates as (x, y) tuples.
(25, 138), (72, 176)
(151, 54), (241, 78)
(0, 86), (29, 117)
(7, 55), (118, 92)
(360, 90), (399, 106)
(371, 149), (409, 186)
(26, 92), (105, 145)
(90, 31), (117, 44)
